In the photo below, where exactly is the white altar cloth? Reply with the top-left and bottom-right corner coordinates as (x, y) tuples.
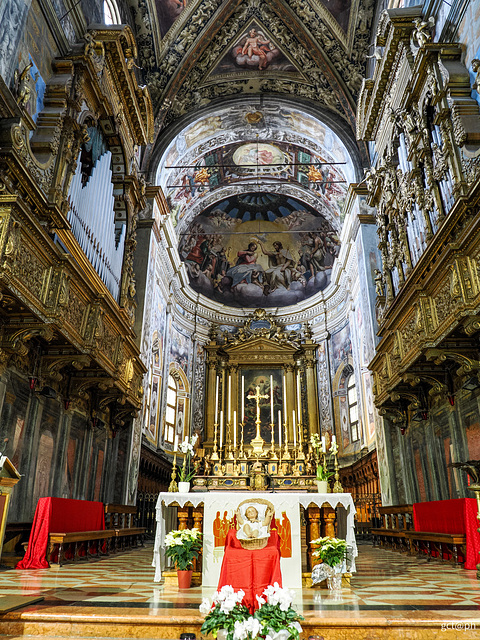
(152, 491), (357, 586)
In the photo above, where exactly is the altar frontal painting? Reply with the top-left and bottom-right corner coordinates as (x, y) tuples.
(179, 193), (341, 308)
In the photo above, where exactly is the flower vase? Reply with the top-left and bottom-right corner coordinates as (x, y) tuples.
(325, 564), (342, 591)
(315, 480), (328, 493)
(178, 481), (190, 493)
(177, 569), (193, 589)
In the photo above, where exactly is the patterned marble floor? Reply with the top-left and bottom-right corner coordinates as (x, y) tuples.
(0, 542), (479, 635)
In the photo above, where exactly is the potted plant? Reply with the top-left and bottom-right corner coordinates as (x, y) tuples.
(254, 583), (304, 640)
(164, 527), (202, 589)
(177, 433), (198, 492)
(309, 433), (333, 492)
(200, 583), (303, 640)
(310, 536), (347, 590)
(200, 585), (250, 640)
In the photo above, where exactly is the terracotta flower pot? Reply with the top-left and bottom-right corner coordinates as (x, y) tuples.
(177, 569), (193, 589)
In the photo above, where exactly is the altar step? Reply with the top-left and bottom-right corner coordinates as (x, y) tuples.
(0, 607), (467, 640)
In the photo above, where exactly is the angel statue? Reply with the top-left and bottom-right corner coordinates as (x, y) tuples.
(13, 62), (34, 110)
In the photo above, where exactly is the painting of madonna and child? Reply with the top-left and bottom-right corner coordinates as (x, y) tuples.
(179, 193), (341, 308)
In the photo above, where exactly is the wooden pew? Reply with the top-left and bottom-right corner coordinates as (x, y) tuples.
(47, 530), (115, 566)
(404, 531), (466, 565)
(371, 505), (413, 551)
(104, 503), (146, 551)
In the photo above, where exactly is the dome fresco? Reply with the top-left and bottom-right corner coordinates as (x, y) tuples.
(156, 99), (355, 309)
(178, 193), (340, 308)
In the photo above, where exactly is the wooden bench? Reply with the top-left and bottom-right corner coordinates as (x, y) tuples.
(371, 504), (413, 552)
(105, 503), (146, 551)
(404, 530), (466, 565)
(47, 529), (116, 566)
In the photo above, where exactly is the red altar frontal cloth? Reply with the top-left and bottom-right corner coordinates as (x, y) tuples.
(16, 497), (105, 569)
(217, 529), (282, 613)
(413, 498), (480, 570)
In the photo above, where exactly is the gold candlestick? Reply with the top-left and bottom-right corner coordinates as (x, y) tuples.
(332, 451), (343, 493)
(269, 423), (278, 459)
(211, 421), (219, 461)
(297, 423), (305, 460)
(239, 421), (245, 459)
(168, 452), (178, 492)
(282, 421), (291, 460)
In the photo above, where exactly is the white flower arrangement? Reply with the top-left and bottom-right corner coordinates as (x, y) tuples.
(177, 433), (199, 482)
(200, 583), (303, 640)
(164, 527), (202, 570)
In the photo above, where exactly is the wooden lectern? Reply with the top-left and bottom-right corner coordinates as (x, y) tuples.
(0, 456), (21, 562)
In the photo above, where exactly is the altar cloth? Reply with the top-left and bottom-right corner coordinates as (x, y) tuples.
(153, 491), (357, 586)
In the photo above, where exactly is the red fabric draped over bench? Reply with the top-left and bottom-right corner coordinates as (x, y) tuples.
(16, 497), (105, 569)
(413, 498), (480, 570)
(217, 529), (282, 613)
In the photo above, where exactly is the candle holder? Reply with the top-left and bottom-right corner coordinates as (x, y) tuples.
(239, 421), (245, 459)
(168, 452), (178, 492)
(226, 421), (234, 460)
(297, 423), (305, 460)
(332, 450), (344, 493)
(269, 423), (278, 459)
(211, 421), (219, 461)
(282, 421), (291, 460)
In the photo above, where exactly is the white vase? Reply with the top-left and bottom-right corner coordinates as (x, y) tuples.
(178, 481), (190, 493)
(315, 480), (328, 493)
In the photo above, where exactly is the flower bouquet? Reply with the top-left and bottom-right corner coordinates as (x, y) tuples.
(200, 583), (303, 640)
(164, 527), (202, 571)
(310, 536), (347, 590)
(255, 583), (303, 640)
(200, 585), (250, 640)
(309, 434), (333, 484)
(178, 433), (199, 483)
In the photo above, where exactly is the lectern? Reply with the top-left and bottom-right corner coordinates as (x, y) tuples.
(0, 456), (21, 562)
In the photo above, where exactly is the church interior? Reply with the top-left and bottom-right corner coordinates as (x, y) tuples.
(0, 0), (480, 637)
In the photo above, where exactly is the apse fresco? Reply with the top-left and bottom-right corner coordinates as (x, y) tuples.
(179, 193), (341, 308)
(211, 22), (297, 75)
(318, 0), (352, 32)
(155, 0), (190, 37)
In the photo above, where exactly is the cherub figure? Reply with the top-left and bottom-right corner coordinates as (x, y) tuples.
(235, 505), (273, 540)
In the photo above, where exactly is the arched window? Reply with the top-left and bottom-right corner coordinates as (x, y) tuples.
(104, 0), (120, 25)
(347, 374), (359, 442)
(164, 374), (177, 444)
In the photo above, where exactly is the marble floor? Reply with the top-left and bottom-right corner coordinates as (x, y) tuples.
(0, 542), (479, 639)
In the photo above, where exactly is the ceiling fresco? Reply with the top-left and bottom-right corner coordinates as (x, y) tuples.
(178, 193), (341, 308)
(156, 101), (354, 233)
(131, 0), (376, 144)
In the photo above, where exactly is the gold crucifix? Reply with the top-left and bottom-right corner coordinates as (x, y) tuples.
(247, 384), (269, 456)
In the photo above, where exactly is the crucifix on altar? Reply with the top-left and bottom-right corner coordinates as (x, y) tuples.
(248, 384), (269, 456)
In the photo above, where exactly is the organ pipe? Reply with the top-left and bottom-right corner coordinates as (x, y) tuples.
(67, 149), (125, 300)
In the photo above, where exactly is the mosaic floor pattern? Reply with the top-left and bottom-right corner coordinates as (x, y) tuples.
(0, 542), (479, 638)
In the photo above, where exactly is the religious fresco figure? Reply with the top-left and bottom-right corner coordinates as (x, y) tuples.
(258, 240), (294, 292)
(225, 242), (264, 287)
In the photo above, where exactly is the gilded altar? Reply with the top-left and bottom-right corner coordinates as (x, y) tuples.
(196, 309), (321, 491)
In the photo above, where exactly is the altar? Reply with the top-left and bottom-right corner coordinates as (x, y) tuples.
(153, 491), (357, 587)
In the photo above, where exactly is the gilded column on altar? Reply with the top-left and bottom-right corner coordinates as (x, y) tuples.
(304, 341), (319, 435)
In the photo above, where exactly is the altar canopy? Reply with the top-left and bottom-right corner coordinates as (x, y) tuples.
(153, 491), (357, 587)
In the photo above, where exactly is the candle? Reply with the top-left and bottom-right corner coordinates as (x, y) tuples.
(242, 376), (245, 422)
(293, 410), (296, 447)
(215, 376), (219, 423)
(228, 375), (232, 422)
(233, 410), (237, 447)
(220, 410), (224, 450)
(331, 435), (336, 447)
(297, 373), (301, 422)
(278, 410), (282, 447)
(174, 434), (178, 452)
(321, 435), (326, 453)
(270, 375), (274, 423)
(283, 373), (287, 417)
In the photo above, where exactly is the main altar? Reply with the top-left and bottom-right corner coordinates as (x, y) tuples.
(178, 309), (343, 491)
(153, 491), (357, 587)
